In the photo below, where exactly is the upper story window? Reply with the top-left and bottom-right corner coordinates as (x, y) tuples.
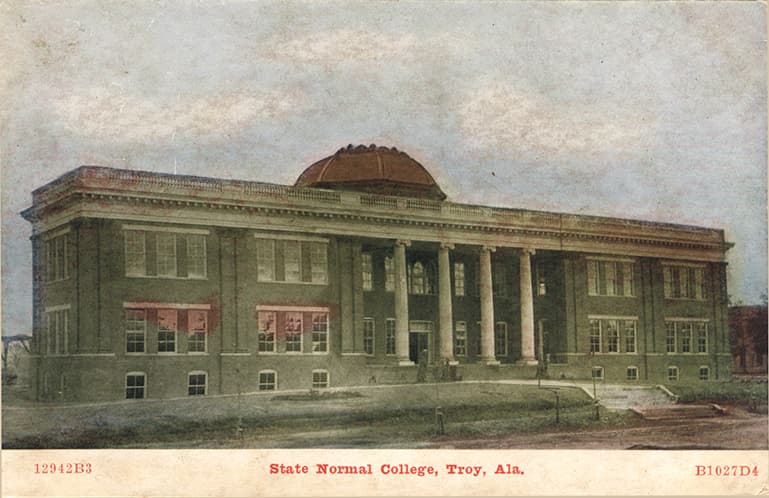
(492, 262), (508, 297)
(408, 261), (436, 295)
(663, 263), (707, 300)
(45, 232), (69, 282)
(384, 256), (395, 292)
(254, 234), (328, 285)
(454, 262), (465, 297)
(361, 252), (373, 291)
(123, 225), (208, 279)
(256, 239), (275, 281)
(586, 258), (635, 297)
(536, 262), (547, 296)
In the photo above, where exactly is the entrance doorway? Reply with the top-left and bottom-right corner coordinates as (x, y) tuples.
(409, 332), (429, 364)
(408, 321), (433, 364)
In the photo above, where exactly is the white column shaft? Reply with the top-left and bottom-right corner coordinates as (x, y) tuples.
(394, 240), (412, 365)
(479, 246), (497, 363)
(519, 248), (537, 364)
(438, 244), (454, 362)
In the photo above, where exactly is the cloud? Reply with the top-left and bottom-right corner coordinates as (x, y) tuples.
(457, 80), (649, 155)
(51, 87), (303, 142)
(264, 29), (463, 63)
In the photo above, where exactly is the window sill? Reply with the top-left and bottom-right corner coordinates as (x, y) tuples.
(587, 294), (637, 299)
(255, 280), (328, 286)
(125, 274), (208, 281)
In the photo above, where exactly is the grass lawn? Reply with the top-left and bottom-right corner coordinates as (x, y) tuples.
(669, 380), (768, 404)
(4, 382), (632, 448)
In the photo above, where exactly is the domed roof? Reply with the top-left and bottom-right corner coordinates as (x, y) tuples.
(295, 144), (446, 200)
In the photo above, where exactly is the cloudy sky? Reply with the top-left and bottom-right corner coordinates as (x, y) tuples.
(1, 1), (766, 334)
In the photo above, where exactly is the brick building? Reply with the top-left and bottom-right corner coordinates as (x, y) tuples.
(729, 305), (768, 375)
(21, 144), (734, 401)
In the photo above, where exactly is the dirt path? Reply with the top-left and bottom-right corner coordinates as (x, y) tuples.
(426, 408), (768, 450)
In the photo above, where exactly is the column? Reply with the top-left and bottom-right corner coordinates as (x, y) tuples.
(394, 239), (413, 366)
(438, 242), (456, 364)
(479, 245), (499, 365)
(518, 247), (538, 365)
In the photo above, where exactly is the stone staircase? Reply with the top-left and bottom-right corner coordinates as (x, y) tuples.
(589, 384), (676, 410)
(631, 404), (727, 420)
(587, 383), (728, 420)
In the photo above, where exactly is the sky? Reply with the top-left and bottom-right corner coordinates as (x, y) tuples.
(0, 0), (766, 334)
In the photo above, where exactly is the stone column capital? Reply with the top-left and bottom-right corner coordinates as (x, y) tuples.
(395, 239), (412, 247)
(439, 242), (455, 251)
(520, 247), (536, 256)
(481, 245), (496, 253)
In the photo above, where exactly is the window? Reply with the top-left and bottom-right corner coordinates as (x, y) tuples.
(309, 242), (328, 284)
(125, 372), (146, 399)
(187, 310), (208, 353)
(492, 262), (507, 297)
(408, 261), (436, 295)
(258, 370), (276, 390)
(258, 311), (276, 352)
(363, 318), (375, 355)
(385, 318), (396, 355)
(665, 320), (709, 354)
(624, 321), (637, 353)
(186, 235), (207, 278)
(188, 371), (207, 396)
(663, 264), (706, 300)
(666, 322), (677, 353)
(256, 239), (275, 281)
(455, 321), (467, 356)
(696, 322), (708, 353)
(494, 322), (508, 356)
(157, 309), (177, 353)
(124, 227), (208, 278)
(124, 230), (146, 277)
(586, 259), (636, 297)
(592, 366), (604, 381)
(125, 309), (146, 353)
(536, 262), (547, 296)
(45, 233), (69, 281)
(361, 253), (373, 291)
(699, 366), (710, 381)
(589, 317), (638, 354)
(45, 308), (69, 355)
(283, 240), (301, 282)
(667, 366), (679, 382)
(681, 323), (692, 353)
(606, 320), (619, 353)
(256, 237), (328, 284)
(627, 366), (638, 381)
(312, 370), (329, 389)
(156, 233), (178, 277)
(589, 319), (601, 353)
(384, 256), (395, 292)
(285, 312), (303, 353)
(312, 312), (328, 353)
(454, 262), (465, 296)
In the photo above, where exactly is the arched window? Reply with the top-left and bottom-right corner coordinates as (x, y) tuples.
(408, 260), (437, 295)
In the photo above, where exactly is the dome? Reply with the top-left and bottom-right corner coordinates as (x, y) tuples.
(295, 144), (447, 200)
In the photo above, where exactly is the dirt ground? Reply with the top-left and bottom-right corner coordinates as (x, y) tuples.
(427, 406), (768, 450)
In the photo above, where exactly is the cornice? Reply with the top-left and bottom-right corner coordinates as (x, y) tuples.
(26, 190), (728, 257)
